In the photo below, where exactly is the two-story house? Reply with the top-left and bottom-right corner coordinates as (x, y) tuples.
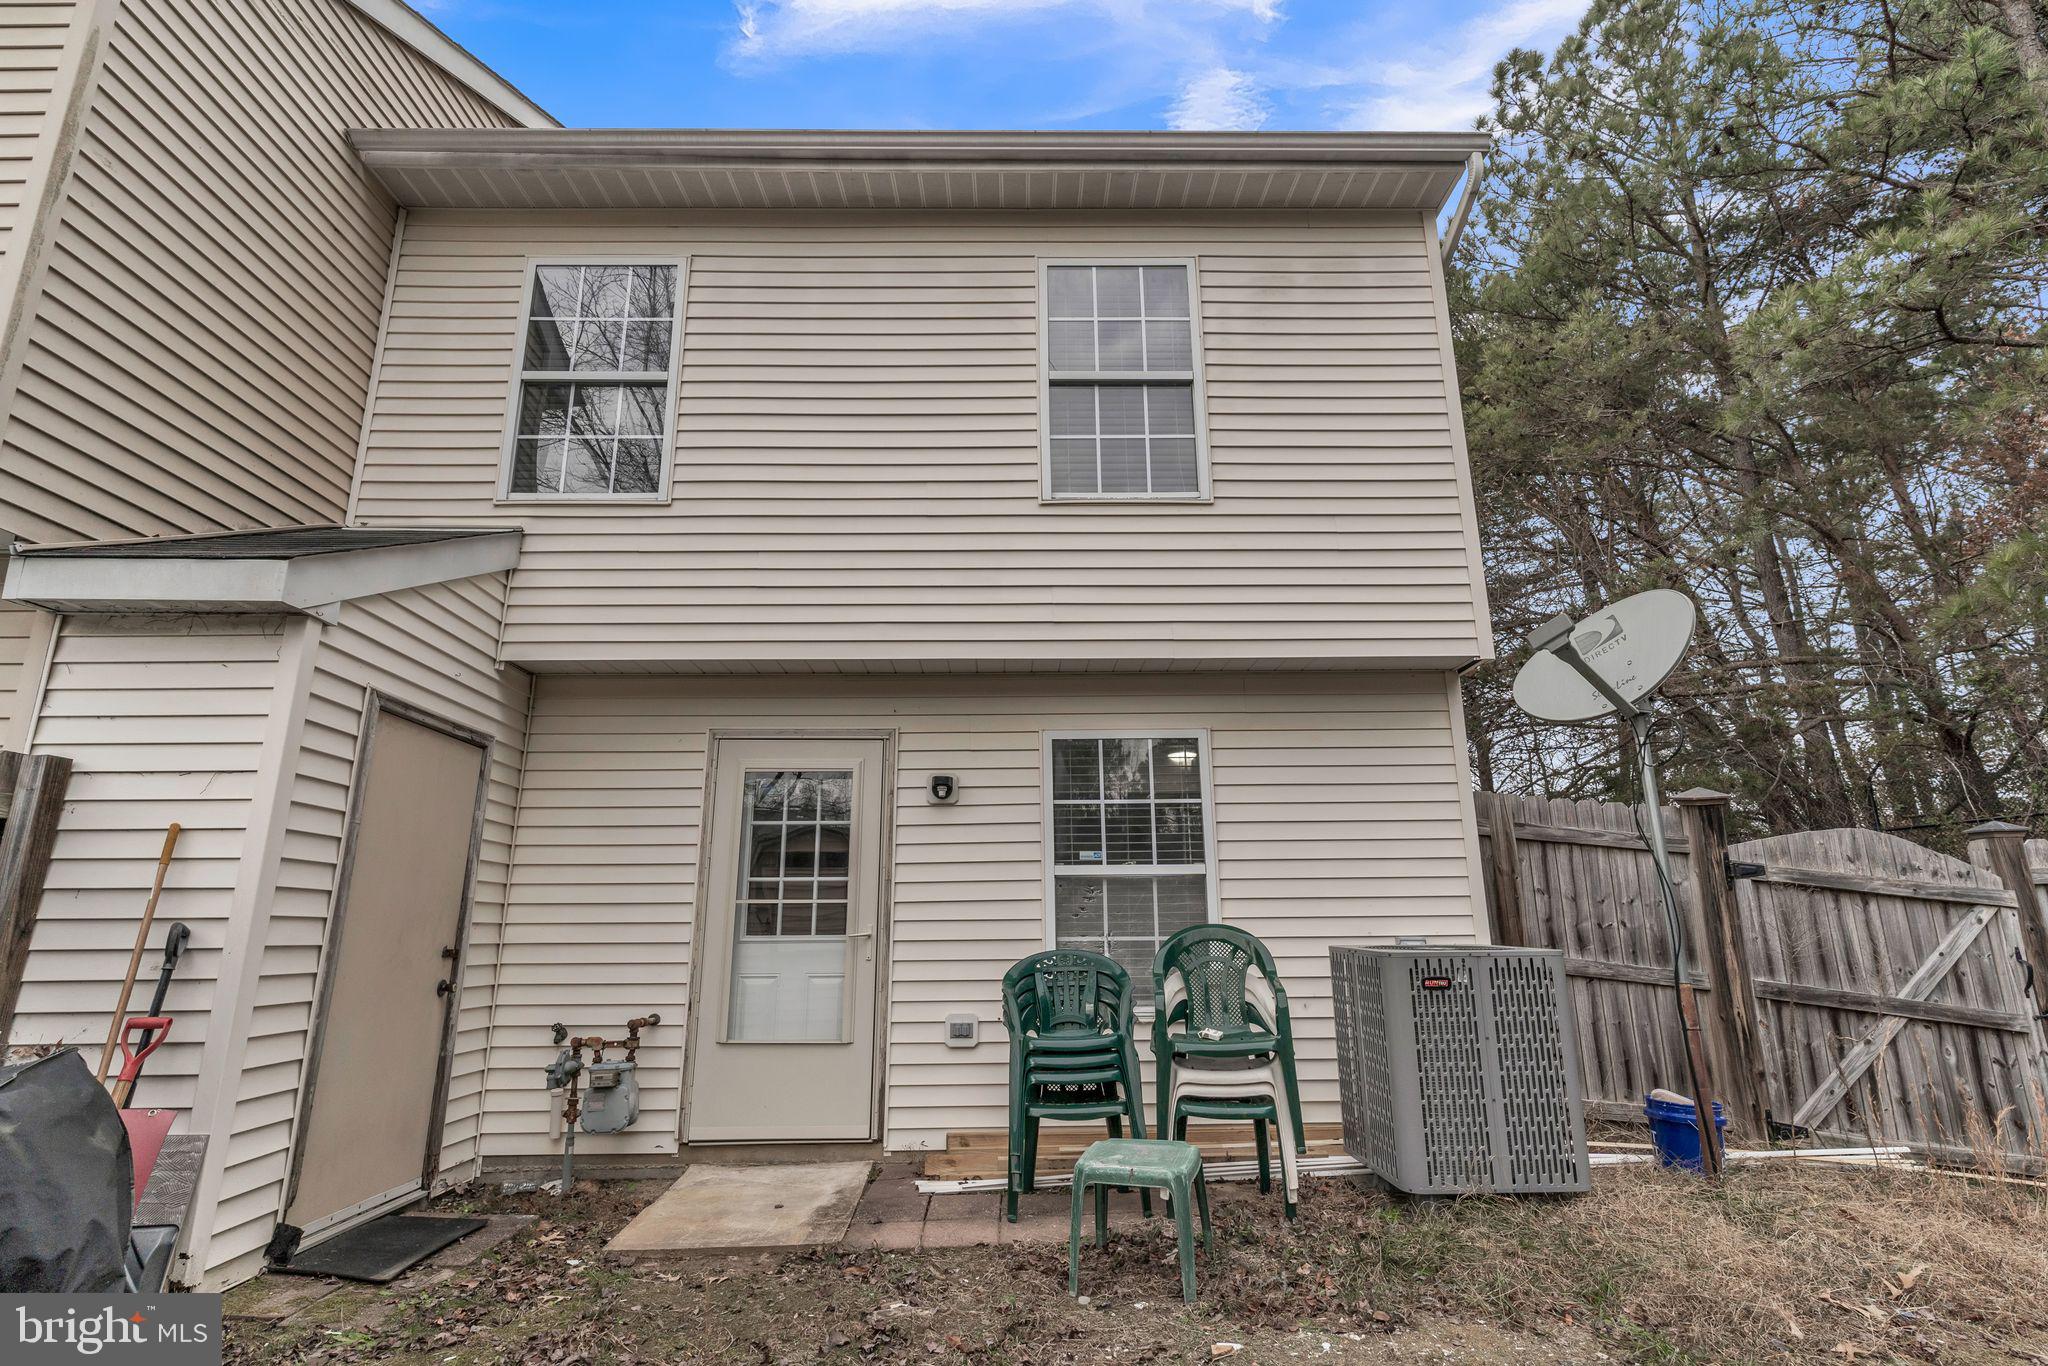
(0, 2), (1493, 1292)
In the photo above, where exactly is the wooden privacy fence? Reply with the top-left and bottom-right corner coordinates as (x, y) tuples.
(1477, 791), (2048, 1169)
(1475, 793), (1722, 1126)
(0, 749), (77, 1041)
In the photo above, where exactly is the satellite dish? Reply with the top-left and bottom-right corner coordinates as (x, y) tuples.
(1512, 589), (1696, 722)
(1507, 587), (1722, 1169)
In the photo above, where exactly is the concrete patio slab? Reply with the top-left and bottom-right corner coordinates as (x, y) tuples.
(841, 1219), (922, 1250)
(925, 1191), (999, 1221)
(606, 1161), (872, 1261)
(920, 1217), (998, 1249)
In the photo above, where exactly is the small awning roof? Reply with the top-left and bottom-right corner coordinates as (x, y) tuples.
(3, 525), (521, 623)
(347, 128), (1491, 215)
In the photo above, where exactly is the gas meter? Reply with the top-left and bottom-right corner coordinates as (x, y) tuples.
(540, 1014), (660, 1191)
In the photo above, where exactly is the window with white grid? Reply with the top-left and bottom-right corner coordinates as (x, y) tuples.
(1045, 733), (1216, 1000)
(504, 263), (681, 499)
(1042, 263), (1206, 499)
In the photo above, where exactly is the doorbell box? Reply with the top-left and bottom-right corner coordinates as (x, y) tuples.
(926, 774), (959, 805)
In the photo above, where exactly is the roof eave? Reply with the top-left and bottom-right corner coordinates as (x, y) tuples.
(348, 128), (1493, 215)
(3, 528), (523, 621)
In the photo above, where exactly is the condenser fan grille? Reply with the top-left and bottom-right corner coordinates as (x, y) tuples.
(1330, 946), (1588, 1195)
(1408, 956), (1493, 1189)
(1490, 952), (1584, 1188)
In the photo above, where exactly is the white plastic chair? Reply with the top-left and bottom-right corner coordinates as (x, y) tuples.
(1159, 962), (1301, 1214)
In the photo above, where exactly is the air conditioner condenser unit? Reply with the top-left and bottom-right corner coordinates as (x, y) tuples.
(1330, 946), (1589, 1195)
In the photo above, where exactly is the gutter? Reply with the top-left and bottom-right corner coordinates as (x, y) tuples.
(1440, 151), (1486, 261)
(346, 127), (1495, 170)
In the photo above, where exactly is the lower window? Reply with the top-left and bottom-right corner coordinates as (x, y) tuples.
(1045, 733), (1214, 1000)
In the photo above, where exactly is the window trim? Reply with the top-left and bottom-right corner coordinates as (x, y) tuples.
(1036, 257), (1213, 504)
(495, 255), (688, 505)
(1038, 728), (1224, 963)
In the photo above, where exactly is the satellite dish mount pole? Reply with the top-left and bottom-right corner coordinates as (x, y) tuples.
(1530, 615), (1724, 1176)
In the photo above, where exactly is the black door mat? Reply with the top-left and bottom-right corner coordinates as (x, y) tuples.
(277, 1214), (486, 1283)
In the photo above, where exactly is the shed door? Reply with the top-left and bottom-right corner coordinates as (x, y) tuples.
(286, 710), (485, 1235)
(685, 738), (886, 1141)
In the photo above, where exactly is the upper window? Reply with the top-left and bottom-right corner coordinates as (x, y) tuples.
(1045, 733), (1216, 999)
(503, 263), (681, 500)
(1041, 262), (1207, 500)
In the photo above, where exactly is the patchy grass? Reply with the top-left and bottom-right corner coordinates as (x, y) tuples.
(223, 1162), (2048, 1365)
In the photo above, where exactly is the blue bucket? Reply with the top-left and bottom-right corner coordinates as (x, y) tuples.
(1644, 1094), (1727, 1172)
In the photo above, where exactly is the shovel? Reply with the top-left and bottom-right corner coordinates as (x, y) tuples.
(111, 922), (187, 1109)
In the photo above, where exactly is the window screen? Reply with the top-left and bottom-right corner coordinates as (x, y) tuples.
(1044, 264), (1202, 498)
(507, 264), (679, 498)
(1047, 735), (1212, 998)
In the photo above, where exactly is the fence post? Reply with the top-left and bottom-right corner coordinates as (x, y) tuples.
(0, 751), (75, 1041)
(1476, 791), (1527, 947)
(1967, 820), (2048, 1017)
(1673, 788), (1770, 1139)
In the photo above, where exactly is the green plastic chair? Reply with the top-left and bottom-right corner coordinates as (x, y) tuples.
(1172, 1094), (1278, 1198)
(1001, 948), (1150, 1222)
(1149, 924), (1306, 1155)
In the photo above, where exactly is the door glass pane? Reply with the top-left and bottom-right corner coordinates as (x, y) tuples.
(730, 769), (857, 1042)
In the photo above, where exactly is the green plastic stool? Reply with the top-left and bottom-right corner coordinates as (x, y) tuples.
(1068, 1138), (1213, 1304)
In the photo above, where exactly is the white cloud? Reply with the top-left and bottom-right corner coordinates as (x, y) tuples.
(1168, 67), (1269, 131)
(1342, 0), (1583, 129)
(729, 0), (1280, 63)
(715, 0), (1582, 133)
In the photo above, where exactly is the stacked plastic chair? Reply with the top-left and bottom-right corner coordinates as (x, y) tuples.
(1001, 948), (1150, 1222)
(1151, 925), (1306, 1217)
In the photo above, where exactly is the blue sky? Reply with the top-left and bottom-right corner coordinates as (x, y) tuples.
(419, 0), (1588, 131)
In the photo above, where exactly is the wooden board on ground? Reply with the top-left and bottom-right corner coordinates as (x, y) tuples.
(924, 1122), (1349, 1181)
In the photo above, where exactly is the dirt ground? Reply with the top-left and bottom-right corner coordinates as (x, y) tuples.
(222, 1161), (2048, 1366)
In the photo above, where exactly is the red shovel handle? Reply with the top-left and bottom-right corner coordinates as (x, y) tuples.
(117, 1017), (171, 1085)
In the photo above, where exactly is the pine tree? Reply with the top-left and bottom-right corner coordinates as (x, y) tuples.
(1456, 0), (2047, 840)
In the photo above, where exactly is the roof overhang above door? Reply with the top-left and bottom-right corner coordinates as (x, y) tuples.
(346, 128), (1492, 215)
(3, 526), (522, 624)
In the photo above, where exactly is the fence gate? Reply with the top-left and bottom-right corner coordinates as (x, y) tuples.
(1730, 828), (2048, 1168)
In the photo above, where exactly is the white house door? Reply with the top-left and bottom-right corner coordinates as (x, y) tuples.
(685, 738), (886, 1142)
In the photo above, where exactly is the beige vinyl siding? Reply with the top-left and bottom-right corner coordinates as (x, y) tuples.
(354, 213), (1490, 671)
(0, 0), (517, 545)
(0, 3), (74, 266)
(0, 1), (88, 336)
(5, 579), (525, 1289)
(5, 614), (291, 1113)
(489, 671), (1481, 1157)
(0, 584), (47, 741)
(214, 575), (528, 1281)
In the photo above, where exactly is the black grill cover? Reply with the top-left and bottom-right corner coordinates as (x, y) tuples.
(0, 1048), (132, 1291)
